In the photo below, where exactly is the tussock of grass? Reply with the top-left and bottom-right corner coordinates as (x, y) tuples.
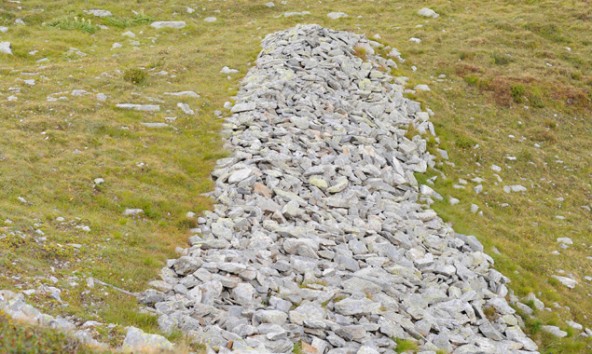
(123, 68), (148, 85)
(103, 14), (152, 28)
(46, 16), (98, 33)
(394, 338), (419, 353)
(353, 45), (368, 61)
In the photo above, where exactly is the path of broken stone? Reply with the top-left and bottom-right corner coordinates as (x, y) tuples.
(142, 25), (539, 354)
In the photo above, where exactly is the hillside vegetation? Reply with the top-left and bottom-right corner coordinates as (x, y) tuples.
(0, 0), (590, 352)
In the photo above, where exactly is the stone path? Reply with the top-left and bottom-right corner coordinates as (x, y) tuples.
(143, 25), (538, 354)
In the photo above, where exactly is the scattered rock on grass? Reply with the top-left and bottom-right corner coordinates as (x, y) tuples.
(151, 21), (186, 29)
(84, 9), (112, 17)
(418, 7), (439, 18)
(552, 275), (577, 289)
(541, 325), (567, 338)
(327, 12), (347, 20)
(116, 103), (160, 112)
(122, 327), (173, 352)
(221, 66), (239, 74)
(0, 42), (12, 55)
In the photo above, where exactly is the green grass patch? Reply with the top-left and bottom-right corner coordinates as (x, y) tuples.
(46, 16), (98, 33)
(395, 338), (419, 353)
(123, 68), (148, 85)
(102, 14), (152, 28)
(0, 312), (98, 353)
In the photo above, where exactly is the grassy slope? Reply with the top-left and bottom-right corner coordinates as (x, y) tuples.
(0, 0), (590, 352)
(0, 311), (101, 353)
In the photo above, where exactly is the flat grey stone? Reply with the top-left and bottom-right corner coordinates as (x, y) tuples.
(116, 103), (160, 112)
(418, 7), (439, 18)
(542, 325), (567, 338)
(1, 42), (13, 55)
(122, 327), (173, 351)
(84, 9), (112, 17)
(552, 275), (577, 288)
(254, 310), (288, 325)
(231, 102), (256, 113)
(151, 21), (186, 29)
(228, 168), (252, 183)
(327, 12), (348, 20)
(334, 297), (381, 316)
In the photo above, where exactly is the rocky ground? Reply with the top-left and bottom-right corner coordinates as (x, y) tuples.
(141, 24), (540, 354)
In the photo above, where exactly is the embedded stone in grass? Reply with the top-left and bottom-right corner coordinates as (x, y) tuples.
(84, 9), (112, 17)
(541, 325), (567, 338)
(123, 208), (144, 216)
(327, 12), (347, 20)
(283, 11), (310, 17)
(0, 42), (13, 55)
(71, 89), (88, 96)
(414, 84), (430, 91)
(204, 17), (217, 23)
(122, 327), (173, 352)
(141, 122), (169, 128)
(116, 103), (160, 112)
(420, 184), (442, 200)
(437, 148), (449, 159)
(417, 7), (439, 18)
(150, 21), (186, 29)
(220, 66), (239, 74)
(524, 293), (545, 310)
(566, 320), (583, 330)
(176, 102), (194, 115)
(556, 237), (573, 245)
(552, 275), (577, 288)
(164, 91), (199, 98)
(0, 26), (8, 33)
(503, 184), (527, 193)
